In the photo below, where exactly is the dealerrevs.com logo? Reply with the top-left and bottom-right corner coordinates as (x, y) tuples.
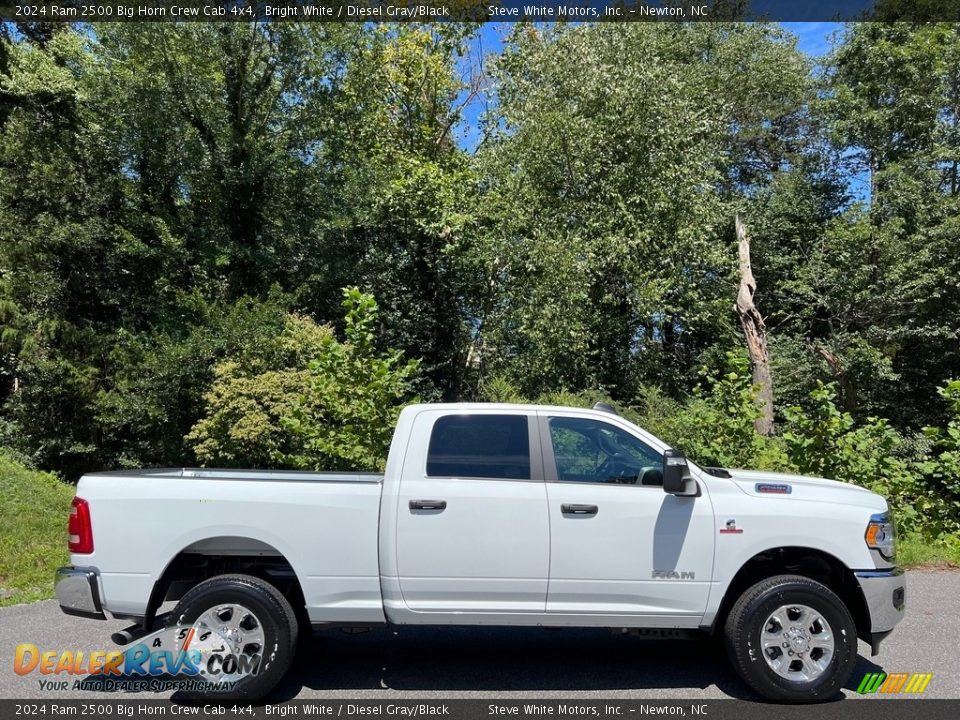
(14, 623), (261, 693)
(856, 672), (934, 695)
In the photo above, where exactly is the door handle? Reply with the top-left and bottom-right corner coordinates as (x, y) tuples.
(561, 503), (598, 516)
(409, 499), (447, 511)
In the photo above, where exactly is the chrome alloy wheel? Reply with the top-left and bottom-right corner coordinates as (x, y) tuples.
(760, 604), (835, 682)
(194, 603), (265, 683)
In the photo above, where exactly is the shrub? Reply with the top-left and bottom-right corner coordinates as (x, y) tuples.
(782, 382), (926, 533)
(187, 289), (420, 472)
(478, 375), (528, 403)
(915, 380), (960, 536)
(648, 353), (792, 472)
(95, 293), (291, 472)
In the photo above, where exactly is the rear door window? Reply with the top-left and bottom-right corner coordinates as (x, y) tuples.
(427, 415), (531, 480)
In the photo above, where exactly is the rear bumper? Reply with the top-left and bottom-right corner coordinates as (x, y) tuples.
(855, 568), (905, 654)
(55, 566), (106, 620)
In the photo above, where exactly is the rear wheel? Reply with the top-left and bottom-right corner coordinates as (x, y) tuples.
(168, 574), (298, 701)
(724, 574), (857, 702)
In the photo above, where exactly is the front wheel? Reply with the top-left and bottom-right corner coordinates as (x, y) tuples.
(724, 574), (858, 703)
(168, 574), (298, 701)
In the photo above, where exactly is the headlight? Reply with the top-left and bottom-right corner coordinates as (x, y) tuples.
(865, 512), (896, 560)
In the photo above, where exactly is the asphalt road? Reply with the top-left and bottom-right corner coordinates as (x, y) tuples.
(1, 570), (957, 701)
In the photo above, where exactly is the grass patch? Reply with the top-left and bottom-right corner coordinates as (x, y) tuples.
(0, 452), (74, 607)
(897, 532), (960, 569)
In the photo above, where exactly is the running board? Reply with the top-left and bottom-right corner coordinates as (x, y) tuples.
(614, 627), (704, 640)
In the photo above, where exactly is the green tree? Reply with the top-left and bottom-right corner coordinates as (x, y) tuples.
(0, 27), (136, 476)
(471, 24), (814, 402)
(0, 24), (470, 476)
(476, 24), (725, 398)
(817, 24), (960, 427)
(187, 289), (420, 471)
(304, 25), (482, 399)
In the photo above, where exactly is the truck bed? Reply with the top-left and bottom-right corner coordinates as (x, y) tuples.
(75, 467), (386, 625)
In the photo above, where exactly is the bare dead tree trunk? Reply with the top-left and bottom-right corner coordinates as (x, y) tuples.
(735, 215), (775, 436)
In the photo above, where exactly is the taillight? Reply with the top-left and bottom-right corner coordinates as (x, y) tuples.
(68, 497), (94, 554)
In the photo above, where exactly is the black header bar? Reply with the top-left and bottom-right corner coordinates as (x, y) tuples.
(0, 700), (959, 719)
(1, 0), (959, 23)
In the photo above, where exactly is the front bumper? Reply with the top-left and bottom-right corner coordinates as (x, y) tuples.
(55, 566), (106, 620)
(855, 568), (905, 655)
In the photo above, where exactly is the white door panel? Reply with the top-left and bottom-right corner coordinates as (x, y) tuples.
(540, 412), (715, 617)
(396, 477), (549, 611)
(545, 484), (714, 614)
(395, 410), (550, 614)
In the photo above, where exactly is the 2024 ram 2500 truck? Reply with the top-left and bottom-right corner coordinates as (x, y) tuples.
(56, 403), (904, 702)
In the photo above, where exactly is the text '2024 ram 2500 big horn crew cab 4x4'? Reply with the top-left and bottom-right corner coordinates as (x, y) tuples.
(56, 403), (904, 702)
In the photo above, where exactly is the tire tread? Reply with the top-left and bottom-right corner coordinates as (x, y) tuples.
(723, 574), (857, 703)
(169, 573), (298, 701)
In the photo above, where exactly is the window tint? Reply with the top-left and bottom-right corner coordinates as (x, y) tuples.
(427, 415), (531, 480)
(548, 417), (663, 486)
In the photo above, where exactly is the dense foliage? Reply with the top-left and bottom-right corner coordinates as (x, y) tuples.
(1, 22), (958, 541)
(187, 288), (420, 471)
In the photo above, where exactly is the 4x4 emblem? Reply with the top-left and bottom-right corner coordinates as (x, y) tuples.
(720, 519), (744, 534)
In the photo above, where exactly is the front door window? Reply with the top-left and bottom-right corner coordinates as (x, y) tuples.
(548, 417), (664, 486)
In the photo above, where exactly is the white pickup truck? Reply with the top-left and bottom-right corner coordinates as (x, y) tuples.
(56, 403), (904, 702)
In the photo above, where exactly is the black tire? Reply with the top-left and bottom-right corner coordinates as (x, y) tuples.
(168, 574), (298, 701)
(724, 574), (857, 703)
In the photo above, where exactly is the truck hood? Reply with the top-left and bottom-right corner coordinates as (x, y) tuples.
(717, 468), (888, 511)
